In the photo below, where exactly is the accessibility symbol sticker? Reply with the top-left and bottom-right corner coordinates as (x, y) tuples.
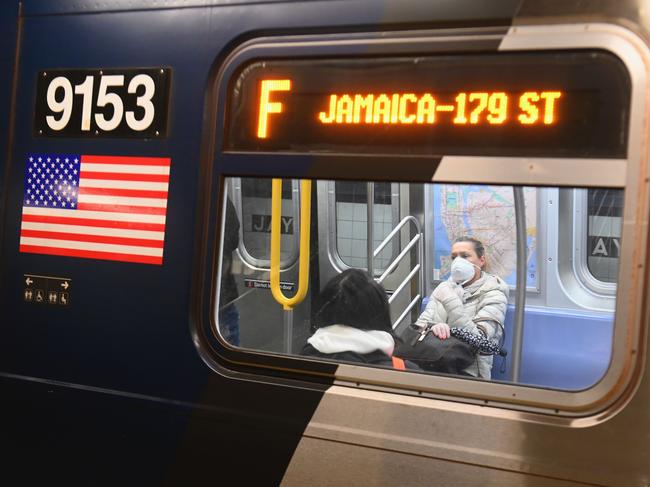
(23, 274), (71, 307)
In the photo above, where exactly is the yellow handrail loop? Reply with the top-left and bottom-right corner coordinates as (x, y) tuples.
(270, 178), (311, 310)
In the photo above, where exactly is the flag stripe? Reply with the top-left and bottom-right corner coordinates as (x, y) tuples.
(81, 163), (170, 175)
(81, 155), (171, 166)
(20, 236), (164, 256)
(19, 245), (163, 265)
(81, 179), (169, 191)
(22, 206), (166, 224)
(21, 221), (164, 239)
(78, 193), (167, 208)
(78, 187), (168, 199)
(21, 154), (170, 265)
(79, 171), (169, 182)
(21, 229), (165, 248)
(21, 213), (165, 232)
(77, 202), (168, 215)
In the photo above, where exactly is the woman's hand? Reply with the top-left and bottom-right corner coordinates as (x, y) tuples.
(432, 323), (451, 340)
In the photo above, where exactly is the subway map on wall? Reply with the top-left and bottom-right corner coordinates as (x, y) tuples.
(433, 184), (538, 288)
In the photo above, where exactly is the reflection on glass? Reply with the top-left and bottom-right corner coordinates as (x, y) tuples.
(217, 176), (620, 391)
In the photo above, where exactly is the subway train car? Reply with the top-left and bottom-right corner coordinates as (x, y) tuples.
(1, 1), (649, 485)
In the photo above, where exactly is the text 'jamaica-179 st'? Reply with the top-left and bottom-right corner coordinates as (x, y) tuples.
(226, 51), (630, 158)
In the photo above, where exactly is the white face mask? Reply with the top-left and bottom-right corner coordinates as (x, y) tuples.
(450, 257), (480, 285)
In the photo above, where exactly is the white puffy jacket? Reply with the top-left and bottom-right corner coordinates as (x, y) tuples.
(415, 272), (509, 378)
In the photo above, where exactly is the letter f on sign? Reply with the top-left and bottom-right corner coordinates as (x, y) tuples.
(257, 79), (292, 138)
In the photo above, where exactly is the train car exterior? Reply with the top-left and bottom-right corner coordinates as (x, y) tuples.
(1, 1), (649, 485)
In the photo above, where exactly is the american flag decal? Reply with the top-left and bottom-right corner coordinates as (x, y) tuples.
(20, 154), (171, 265)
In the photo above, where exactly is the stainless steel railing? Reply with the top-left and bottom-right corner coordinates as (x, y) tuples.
(369, 215), (424, 329)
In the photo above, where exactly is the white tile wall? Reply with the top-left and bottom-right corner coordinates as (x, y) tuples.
(352, 223), (367, 240)
(336, 201), (394, 272)
(353, 203), (367, 221)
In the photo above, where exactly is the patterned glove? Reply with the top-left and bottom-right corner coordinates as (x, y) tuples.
(450, 327), (507, 356)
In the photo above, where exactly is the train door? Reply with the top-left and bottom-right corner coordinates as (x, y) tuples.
(316, 181), (425, 329)
(224, 177), (309, 352)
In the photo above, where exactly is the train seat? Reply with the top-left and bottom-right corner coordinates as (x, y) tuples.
(417, 297), (614, 388)
(492, 305), (614, 389)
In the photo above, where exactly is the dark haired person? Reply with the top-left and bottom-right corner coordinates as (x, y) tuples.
(415, 236), (508, 379)
(302, 268), (417, 370)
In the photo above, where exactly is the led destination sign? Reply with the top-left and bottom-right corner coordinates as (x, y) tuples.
(260, 87), (561, 135)
(226, 51), (630, 158)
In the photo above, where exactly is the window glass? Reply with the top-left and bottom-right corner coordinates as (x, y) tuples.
(587, 189), (623, 283)
(238, 178), (297, 265)
(218, 176), (619, 392)
(334, 181), (397, 272)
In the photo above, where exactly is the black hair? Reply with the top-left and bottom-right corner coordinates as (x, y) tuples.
(453, 236), (485, 258)
(312, 268), (392, 333)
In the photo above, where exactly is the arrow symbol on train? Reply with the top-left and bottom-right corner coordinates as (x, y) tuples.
(25, 277), (33, 286)
(61, 281), (69, 290)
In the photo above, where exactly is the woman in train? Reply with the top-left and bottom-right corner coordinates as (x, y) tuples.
(415, 236), (509, 379)
(302, 268), (417, 370)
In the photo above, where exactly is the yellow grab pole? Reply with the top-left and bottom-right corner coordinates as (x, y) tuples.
(270, 178), (311, 311)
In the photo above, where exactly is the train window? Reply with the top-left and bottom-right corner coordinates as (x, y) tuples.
(564, 188), (620, 301)
(332, 181), (399, 273)
(230, 178), (300, 269)
(216, 176), (619, 393)
(210, 27), (649, 414)
(586, 189), (623, 283)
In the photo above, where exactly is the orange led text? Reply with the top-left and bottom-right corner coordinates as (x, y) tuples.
(257, 79), (292, 138)
(317, 91), (562, 126)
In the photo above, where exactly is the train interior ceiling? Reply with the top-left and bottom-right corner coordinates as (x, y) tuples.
(218, 177), (620, 390)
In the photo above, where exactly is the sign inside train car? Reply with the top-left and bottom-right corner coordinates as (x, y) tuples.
(34, 68), (170, 138)
(225, 51), (631, 158)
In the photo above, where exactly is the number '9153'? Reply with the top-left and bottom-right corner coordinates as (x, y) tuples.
(34, 68), (170, 138)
